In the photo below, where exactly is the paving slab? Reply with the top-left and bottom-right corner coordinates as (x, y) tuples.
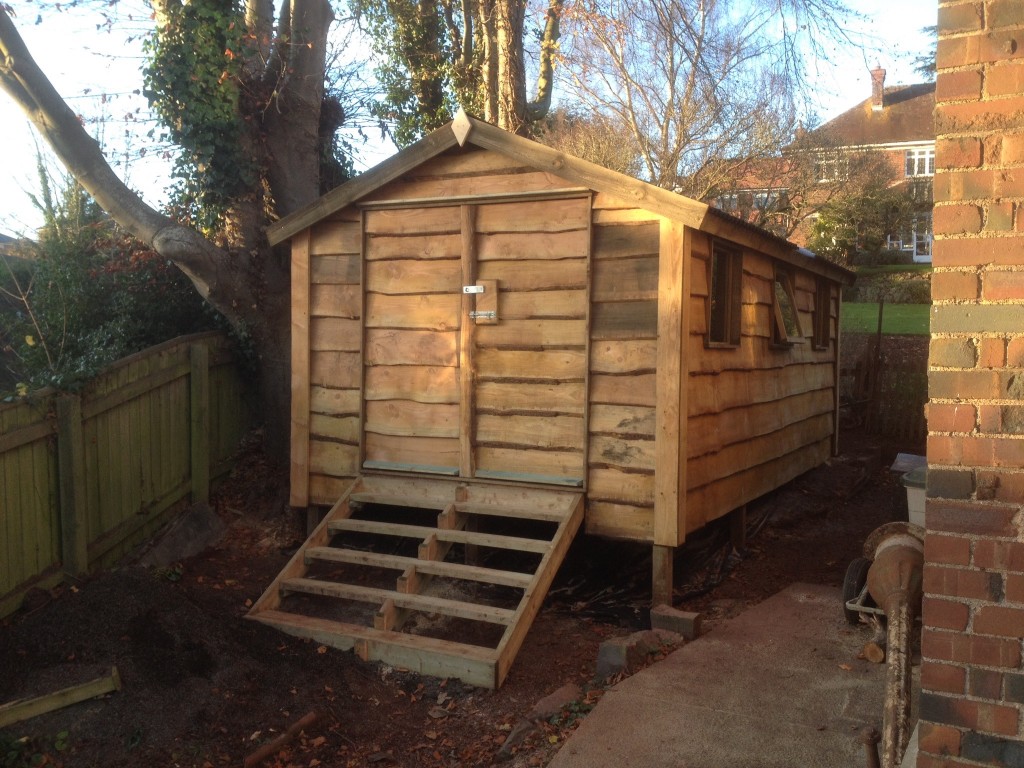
(549, 583), (890, 768)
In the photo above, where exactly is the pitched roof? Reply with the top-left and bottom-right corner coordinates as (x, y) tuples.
(267, 111), (854, 284)
(809, 82), (936, 147)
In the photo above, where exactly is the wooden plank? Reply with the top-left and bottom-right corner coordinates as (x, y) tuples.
(477, 229), (589, 261)
(493, 493), (584, 686)
(590, 340), (657, 374)
(499, 290), (587, 320)
(364, 400), (460, 438)
(56, 395), (88, 576)
(309, 414), (360, 443)
(309, 440), (360, 477)
(310, 284), (360, 318)
(655, 219), (687, 547)
(310, 219), (361, 255)
(475, 198), (589, 233)
(652, 545), (674, 607)
(310, 318), (362, 351)
(364, 366), (459, 403)
(476, 349), (586, 380)
(365, 293), (460, 330)
(589, 404), (656, 437)
(478, 259), (587, 291)
(585, 500), (653, 542)
(460, 204), (477, 480)
(589, 435), (656, 470)
(587, 466), (655, 505)
(592, 222), (660, 259)
(687, 413), (833, 491)
(327, 518), (551, 554)
(0, 667), (121, 729)
(311, 254), (360, 284)
(453, 501), (566, 523)
(475, 446), (584, 479)
(365, 259), (461, 294)
(590, 373), (657, 407)
(246, 609), (497, 688)
(310, 386), (361, 415)
(365, 329), (457, 367)
(291, 230), (312, 507)
(475, 319), (587, 349)
(364, 233), (462, 260)
(687, 389), (835, 458)
(591, 301), (658, 340)
(364, 206), (461, 235)
(687, 363), (834, 417)
(592, 255), (659, 302)
(364, 433), (459, 469)
(592, 209), (661, 225)
(476, 414), (583, 451)
(373, 169), (574, 201)
(0, 419), (55, 454)
(685, 438), (830, 533)
(310, 474), (357, 504)
(311, 352), (361, 388)
(476, 381), (585, 415)
(281, 578), (516, 625)
(304, 546), (533, 588)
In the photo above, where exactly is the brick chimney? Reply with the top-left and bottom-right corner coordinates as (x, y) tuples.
(871, 66), (886, 111)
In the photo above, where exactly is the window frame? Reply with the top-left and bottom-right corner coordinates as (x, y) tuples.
(705, 241), (743, 348)
(771, 267), (805, 347)
(905, 147), (935, 178)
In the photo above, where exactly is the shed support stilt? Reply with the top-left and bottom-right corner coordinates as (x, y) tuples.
(730, 505), (747, 551)
(652, 545), (674, 607)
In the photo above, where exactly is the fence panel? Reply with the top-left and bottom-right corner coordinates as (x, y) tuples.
(0, 332), (251, 615)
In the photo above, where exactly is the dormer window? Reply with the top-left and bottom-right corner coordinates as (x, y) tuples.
(905, 148), (934, 177)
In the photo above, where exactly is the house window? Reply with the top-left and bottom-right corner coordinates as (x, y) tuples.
(913, 212), (933, 259)
(815, 156), (847, 183)
(772, 268), (804, 346)
(753, 191), (778, 211)
(813, 279), (831, 350)
(707, 243), (742, 347)
(905, 147), (935, 177)
(716, 193), (741, 212)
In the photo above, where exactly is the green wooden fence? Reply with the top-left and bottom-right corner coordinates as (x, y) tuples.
(0, 332), (251, 617)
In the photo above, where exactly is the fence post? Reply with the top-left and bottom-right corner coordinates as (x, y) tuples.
(56, 394), (88, 576)
(190, 343), (210, 504)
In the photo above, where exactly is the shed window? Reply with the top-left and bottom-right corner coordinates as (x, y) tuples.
(772, 269), (804, 346)
(813, 279), (831, 350)
(707, 243), (742, 347)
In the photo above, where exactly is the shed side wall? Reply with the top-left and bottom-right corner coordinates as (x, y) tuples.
(684, 231), (839, 533)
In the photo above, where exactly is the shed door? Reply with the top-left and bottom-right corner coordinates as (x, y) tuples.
(362, 197), (590, 486)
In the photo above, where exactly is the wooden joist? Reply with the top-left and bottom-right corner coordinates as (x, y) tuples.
(304, 546), (533, 588)
(326, 518), (551, 554)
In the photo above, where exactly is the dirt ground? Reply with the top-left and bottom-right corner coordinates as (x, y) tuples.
(0, 423), (916, 768)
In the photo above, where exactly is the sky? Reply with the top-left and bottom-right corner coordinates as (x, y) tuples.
(0, 0), (937, 237)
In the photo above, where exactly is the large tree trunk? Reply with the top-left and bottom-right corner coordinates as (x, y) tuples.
(0, 5), (327, 457)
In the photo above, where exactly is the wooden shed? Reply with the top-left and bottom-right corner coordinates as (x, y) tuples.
(248, 111), (855, 687)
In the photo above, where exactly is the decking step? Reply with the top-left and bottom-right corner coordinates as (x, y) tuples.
(248, 475), (584, 688)
(248, 609), (498, 688)
(280, 577), (517, 625)
(327, 518), (551, 554)
(304, 546), (533, 588)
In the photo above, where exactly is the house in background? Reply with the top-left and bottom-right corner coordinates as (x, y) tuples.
(716, 67), (936, 263)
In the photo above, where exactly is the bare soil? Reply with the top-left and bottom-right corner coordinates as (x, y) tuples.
(0, 426), (912, 768)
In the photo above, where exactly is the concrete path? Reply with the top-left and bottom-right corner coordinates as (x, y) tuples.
(549, 583), (888, 768)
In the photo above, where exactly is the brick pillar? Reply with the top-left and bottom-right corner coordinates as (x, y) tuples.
(921, 2), (1024, 765)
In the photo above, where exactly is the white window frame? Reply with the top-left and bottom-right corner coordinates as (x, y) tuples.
(905, 147), (935, 177)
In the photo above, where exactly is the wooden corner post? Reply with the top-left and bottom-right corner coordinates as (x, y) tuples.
(652, 218), (690, 606)
(290, 229), (312, 507)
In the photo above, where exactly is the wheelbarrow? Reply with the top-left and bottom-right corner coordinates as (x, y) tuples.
(842, 522), (925, 768)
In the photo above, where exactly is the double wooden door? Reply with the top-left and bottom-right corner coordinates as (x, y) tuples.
(361, 196), (590, 486)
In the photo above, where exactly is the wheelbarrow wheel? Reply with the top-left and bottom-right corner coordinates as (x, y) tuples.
(843, 556), (872, 625)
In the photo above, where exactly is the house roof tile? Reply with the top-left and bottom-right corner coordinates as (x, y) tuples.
(810, 82), (936, 147)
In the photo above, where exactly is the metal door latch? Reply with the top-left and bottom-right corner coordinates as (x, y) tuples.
(469, 311), (496, 320)
(462, 285), (485, 294)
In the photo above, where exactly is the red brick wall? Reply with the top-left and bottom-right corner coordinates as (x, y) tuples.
(922, 1), (1024, 765)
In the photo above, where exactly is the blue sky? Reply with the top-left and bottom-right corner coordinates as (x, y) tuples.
(0, 0), (937, 237)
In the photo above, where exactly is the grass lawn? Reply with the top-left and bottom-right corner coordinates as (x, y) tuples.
(842, 302), (930, 335)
